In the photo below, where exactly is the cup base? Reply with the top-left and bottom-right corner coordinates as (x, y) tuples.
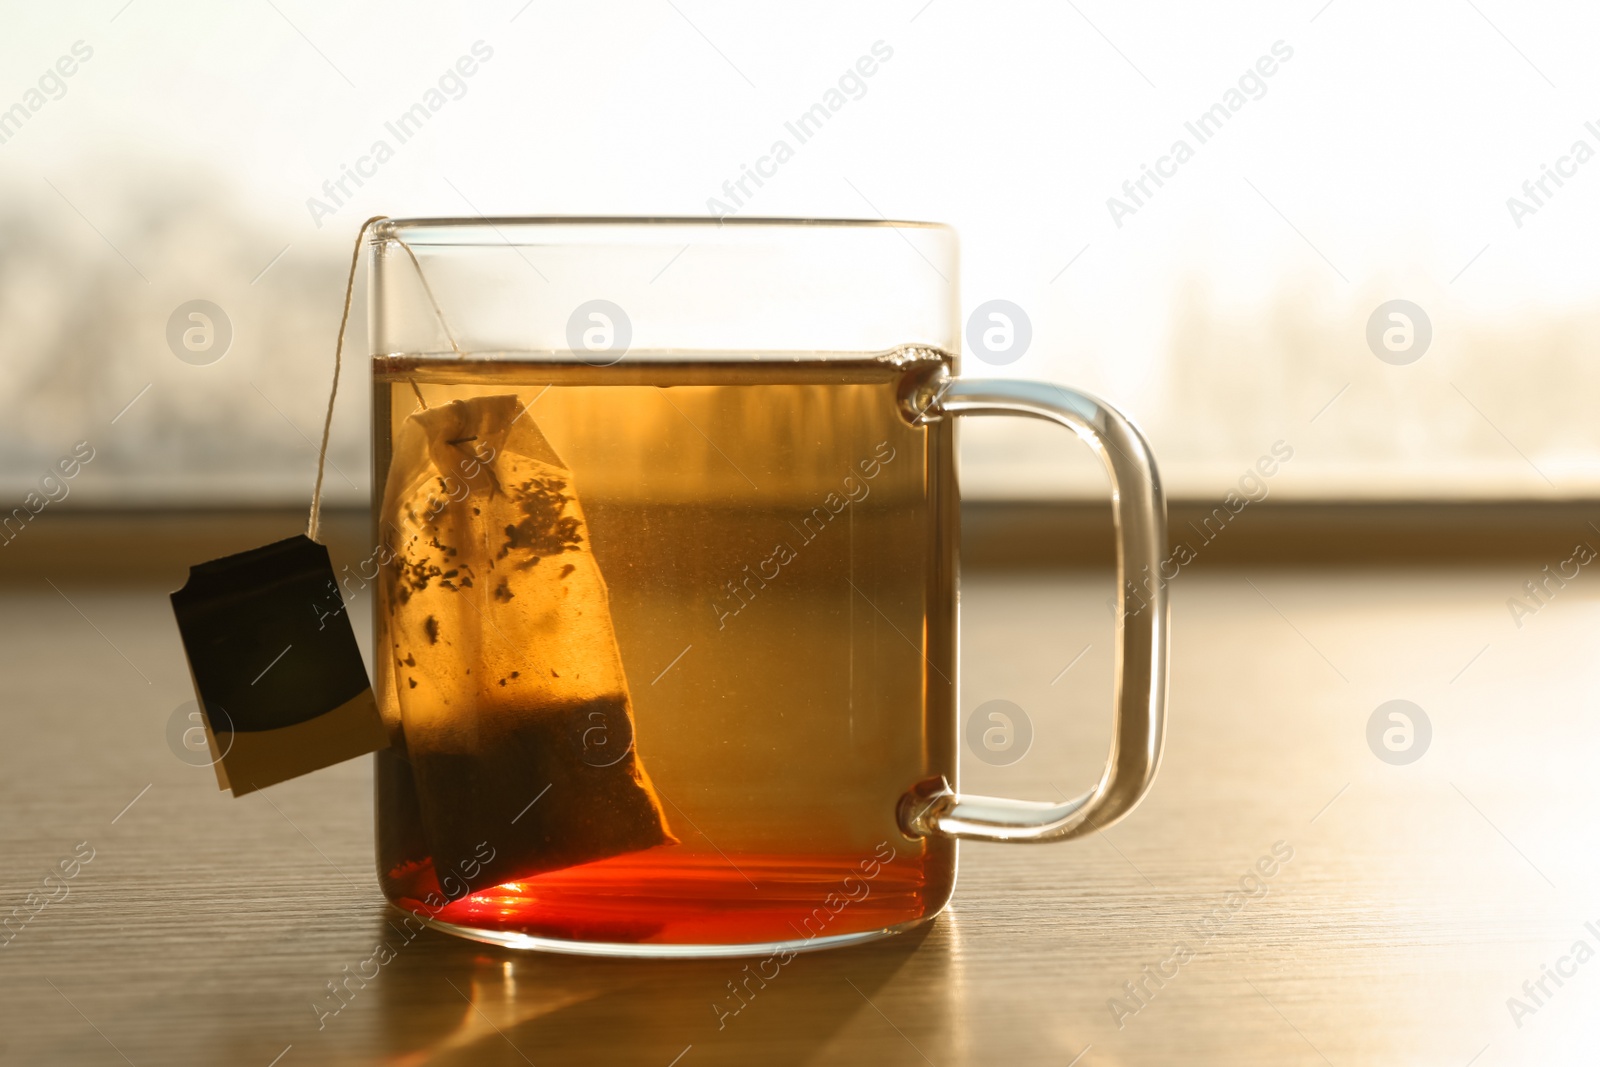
(381, 847), (953, 952)
(418, 912), (938, 958)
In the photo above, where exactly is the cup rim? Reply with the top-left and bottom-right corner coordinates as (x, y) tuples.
(374, 216), (955, 241)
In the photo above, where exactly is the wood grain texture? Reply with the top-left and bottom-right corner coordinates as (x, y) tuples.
(1, 565), (1595, 1065)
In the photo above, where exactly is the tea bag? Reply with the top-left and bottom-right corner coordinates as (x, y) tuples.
(380, 394), (674, 895)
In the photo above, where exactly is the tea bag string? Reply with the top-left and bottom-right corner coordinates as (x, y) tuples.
(308, 215), (466, 543)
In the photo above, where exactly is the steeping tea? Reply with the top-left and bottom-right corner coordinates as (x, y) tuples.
(373, 350), (958, 947)
(364, 217), (1169, 958)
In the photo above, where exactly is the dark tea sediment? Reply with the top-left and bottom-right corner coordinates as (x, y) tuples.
(373, 351), (958, 946)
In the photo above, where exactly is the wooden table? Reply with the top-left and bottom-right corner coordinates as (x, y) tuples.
(3, 562), (1594, 1065)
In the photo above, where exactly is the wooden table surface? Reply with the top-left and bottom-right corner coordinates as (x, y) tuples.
(3, 563), (1596, 1065)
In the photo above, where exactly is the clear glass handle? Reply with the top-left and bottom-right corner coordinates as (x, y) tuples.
(899, 378), (1169, 843)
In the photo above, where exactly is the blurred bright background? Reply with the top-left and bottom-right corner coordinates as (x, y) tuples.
(3, 0), (1598, 506)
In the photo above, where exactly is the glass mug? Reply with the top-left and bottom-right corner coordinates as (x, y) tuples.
(368, 218), (1167, 957)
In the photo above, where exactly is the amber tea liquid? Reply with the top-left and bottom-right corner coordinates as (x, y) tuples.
(373, 350), (957, 949)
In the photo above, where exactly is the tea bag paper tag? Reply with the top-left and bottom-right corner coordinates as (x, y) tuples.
(170, 534), (388, 796)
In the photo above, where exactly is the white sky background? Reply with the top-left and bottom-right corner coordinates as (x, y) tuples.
(2, 0), (1598, 503)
